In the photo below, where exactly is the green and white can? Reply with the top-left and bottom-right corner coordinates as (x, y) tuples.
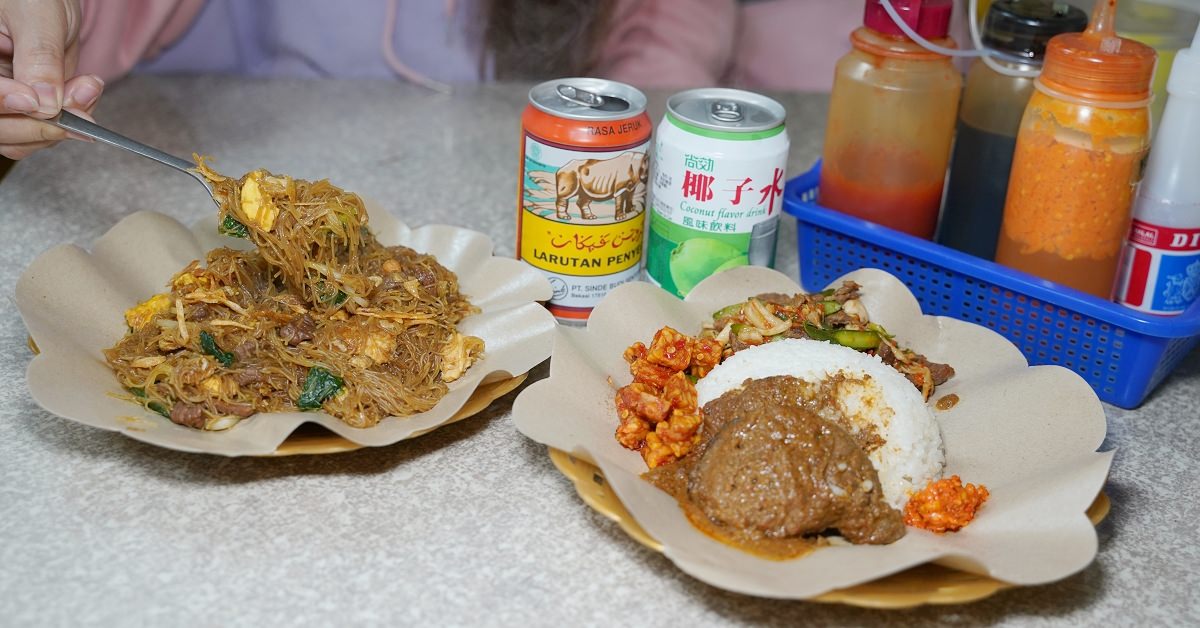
(646, 88), (789, 297)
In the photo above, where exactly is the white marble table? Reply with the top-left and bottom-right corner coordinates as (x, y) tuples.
(1, 76), (1197, 626)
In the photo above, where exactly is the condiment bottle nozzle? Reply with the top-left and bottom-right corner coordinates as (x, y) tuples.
(1085, 0), (1122, 53)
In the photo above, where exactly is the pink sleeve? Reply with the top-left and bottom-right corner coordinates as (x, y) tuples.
(595, 0), (737, 90)
(75, 0), (206, 82)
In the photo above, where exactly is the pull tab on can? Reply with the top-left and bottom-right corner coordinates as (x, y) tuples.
(711, 100), (743, 122)
(557, 84), (605, 108)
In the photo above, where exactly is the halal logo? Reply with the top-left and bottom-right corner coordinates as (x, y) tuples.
(548, 276), (568, 300)
(529, 143), (542, 161)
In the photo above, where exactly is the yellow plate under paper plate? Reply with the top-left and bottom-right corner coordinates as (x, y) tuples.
(548, 448), (1111, 609)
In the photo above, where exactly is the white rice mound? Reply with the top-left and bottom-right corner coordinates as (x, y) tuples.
(695, 338), (944, 509)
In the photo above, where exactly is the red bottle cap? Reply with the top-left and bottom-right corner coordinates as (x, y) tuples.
(864, 0), (954, 39)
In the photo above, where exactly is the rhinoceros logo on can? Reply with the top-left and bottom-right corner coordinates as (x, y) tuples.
(519, 135), (650, 321)
(554, 152), (648, 222)
(525, 149), (648, 223)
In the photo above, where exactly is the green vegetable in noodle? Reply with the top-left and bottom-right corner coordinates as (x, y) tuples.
(199, 330), (235, 367)
(833, 329), (880, 350)
(729, 323), (765, 344)
(219, 215), (249, 239)
(298, 366), (343, 410)
(316, 282), (348, 306)
(129, 388), (172, 418)
(803, 322), (880, 350)
(868, 323), (895, 340)
(712, 301), (745, 321)
(821, 301), (842, 315)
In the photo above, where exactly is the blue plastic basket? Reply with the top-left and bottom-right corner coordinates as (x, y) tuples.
(783, 162), (1200, 409)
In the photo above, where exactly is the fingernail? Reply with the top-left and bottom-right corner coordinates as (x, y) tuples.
(3, 93), (38, 113)
(67, 83), (101, 109)
(31, 82), (61, 115)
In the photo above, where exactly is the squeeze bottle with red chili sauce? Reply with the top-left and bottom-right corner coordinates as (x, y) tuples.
(818, 0), (961, 239)
(994, 0), (1156, 299)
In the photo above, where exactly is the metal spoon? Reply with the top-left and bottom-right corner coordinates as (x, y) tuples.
(44, 110), (218, 204)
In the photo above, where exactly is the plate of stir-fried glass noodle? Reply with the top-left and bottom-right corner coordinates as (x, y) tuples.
(16, 160), (555, 456)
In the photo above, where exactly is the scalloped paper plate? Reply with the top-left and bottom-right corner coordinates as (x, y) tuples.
(547, 448), (1110, 608)
(16, 203), (555, 456)
(513, 266), (1113, 600)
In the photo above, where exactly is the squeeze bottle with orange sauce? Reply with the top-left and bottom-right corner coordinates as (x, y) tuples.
(995, 0), (1156, 299)
(818, 0), (962, 239)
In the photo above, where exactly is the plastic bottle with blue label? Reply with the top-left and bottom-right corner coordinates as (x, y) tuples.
(1114, 22), (1200, 315)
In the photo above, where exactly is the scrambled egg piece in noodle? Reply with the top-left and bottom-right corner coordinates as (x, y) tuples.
(239, 171), (280, 232)
(124, 293), (171, 330)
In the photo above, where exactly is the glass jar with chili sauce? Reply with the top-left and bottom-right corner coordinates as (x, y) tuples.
(995, 0), (1157, 299)
(818, 0), (961, 239)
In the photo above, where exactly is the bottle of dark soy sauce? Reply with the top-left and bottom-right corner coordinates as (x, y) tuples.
(937, 0), (1087, 260)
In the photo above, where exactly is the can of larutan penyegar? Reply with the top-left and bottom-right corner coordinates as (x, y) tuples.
(516, 78), (652, 323)
(645, 88), (789, 297)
